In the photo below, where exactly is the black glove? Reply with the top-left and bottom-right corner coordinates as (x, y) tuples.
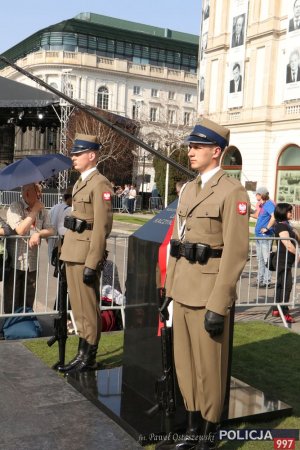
(159, 296), (173, 322)
(204, 310), (225, 337)
(83, 267), (97, 285)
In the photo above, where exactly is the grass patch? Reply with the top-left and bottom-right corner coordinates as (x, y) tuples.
(24, 323), (300, 450)
(24, 331), (124, 369)
(113, 214), (151, 225)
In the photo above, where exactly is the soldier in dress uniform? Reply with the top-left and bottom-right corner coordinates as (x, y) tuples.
(162, 118), (249, 450)
(58, 134), (113, 373)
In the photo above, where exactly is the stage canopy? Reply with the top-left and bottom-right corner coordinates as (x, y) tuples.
(0, 76), (60, 129)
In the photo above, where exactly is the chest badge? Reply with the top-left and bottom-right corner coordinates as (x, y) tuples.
(237, 202), (247, 215)
(103, 192), (111, 201)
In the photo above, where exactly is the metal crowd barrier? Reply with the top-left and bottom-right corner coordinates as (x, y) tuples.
(0, 234), (129, 332)
(236, 236), (300, 327)
(149, 196), (163, 212)
(0, 191), (61, 209)
(112, 195), (142, 213)
(0, 191), (144, 213)
(1, 233), (299, 336)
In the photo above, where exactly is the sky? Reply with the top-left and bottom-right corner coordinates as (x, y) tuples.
(0, 0), (201, 53)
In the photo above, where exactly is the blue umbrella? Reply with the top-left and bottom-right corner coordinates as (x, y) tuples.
(0, 154), (72, 190)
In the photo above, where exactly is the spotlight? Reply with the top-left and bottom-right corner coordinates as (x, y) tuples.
(37, 111), (44, 119)
(18, 110), (24, 120)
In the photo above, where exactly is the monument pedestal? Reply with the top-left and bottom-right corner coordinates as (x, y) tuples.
(68, 369), (292, 446)
(68, 207), (292, 445)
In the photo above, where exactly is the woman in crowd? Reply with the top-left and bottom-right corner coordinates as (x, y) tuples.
(272, 203), (300, 323)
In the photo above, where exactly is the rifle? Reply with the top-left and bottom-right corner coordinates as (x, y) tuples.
(47, 243), (68, 370)
(147, 289), (176, 440)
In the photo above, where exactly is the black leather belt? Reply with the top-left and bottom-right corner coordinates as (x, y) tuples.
(170, 239), (222, 264)
(178, 243), (222, 258)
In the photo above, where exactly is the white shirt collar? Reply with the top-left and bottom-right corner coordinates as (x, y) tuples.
(81, 167), (97, 181)
(199, 166), (220, 188)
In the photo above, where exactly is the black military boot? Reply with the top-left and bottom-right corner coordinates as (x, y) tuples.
(175, 411), (203, 449)
(58, 337), (87, 373)
(193, 420), (219, 450)
(71, 342), (98, 373)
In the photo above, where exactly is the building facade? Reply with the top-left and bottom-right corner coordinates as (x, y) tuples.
(199, 0), (300, 208)
(0, 12), (199, 192)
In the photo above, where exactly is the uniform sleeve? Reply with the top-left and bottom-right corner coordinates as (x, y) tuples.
(85, 179), (113, 270)
(206, 185), (250, 315)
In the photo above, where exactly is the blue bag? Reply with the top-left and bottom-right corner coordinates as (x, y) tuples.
(3, 307), (42, 340)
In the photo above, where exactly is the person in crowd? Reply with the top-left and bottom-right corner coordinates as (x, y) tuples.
(58, 133), (113, 374)
(4, 183), (55, 313)
(162, 118), (249, 450)
(289, 0), (300, 31)
(272, 203), (299, 323)
(121, 184), (130, 212)
(48, 185), (73, 259)
(286, 49), (300, 83)
(231, 14), (245, 47)
(128, 184), (137, 214)
(251, 186), (275, 288)
(229, 63), (242, 93)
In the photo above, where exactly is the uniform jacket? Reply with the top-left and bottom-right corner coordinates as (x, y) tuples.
(165, 169), (249, 316)
(60, 170), (113, 269)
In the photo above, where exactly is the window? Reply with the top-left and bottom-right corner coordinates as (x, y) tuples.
(132, 104), (140, 120)
(168, 109), (176, 124)
(151, 88), (158, 98)
(64, 82), (73, 99)
(185, 93), (192, 103)
(184, 112), (191, 125)
(168, 91), (175, 100)
(150, 107), (158, 122)
(133, 86), (141, 95)
(97, 86), (109, 110)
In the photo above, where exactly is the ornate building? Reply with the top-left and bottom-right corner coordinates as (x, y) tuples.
(0, 12), (199, 191)
(199, 0), (300, 209)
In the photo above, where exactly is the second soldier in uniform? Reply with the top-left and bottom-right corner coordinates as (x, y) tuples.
(58, 134), (113, 373)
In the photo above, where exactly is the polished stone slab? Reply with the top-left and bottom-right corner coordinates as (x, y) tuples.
(0, 342), (142, 450)
(68, 368), (293, 445)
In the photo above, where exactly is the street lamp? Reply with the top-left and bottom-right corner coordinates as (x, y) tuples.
(164, 142), (170, 208)
(140, 150), (150, 209)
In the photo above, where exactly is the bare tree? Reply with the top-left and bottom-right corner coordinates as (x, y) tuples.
(134, 107), (195, 205)
(67, 107), (139, 184)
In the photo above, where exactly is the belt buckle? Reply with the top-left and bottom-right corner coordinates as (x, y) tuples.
(178, 245), (185, 257)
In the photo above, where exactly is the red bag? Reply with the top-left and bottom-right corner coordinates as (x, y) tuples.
(101, 309), (116, 331)
(101, 296), (116, 332)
